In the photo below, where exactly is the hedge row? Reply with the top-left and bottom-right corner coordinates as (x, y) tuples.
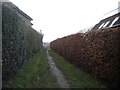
(2, 4), (43, 85)
(50, 27), (120, 88)
(26, 27), (43, 59)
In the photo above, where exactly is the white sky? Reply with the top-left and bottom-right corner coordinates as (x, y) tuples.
(10, 0), (119, 42)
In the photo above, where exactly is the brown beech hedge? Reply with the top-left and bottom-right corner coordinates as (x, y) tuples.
(50, 27), (120, 88)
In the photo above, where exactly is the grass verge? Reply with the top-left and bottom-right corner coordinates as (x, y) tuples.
(5, 49), (59, 88)
(49, 50), (107, 88)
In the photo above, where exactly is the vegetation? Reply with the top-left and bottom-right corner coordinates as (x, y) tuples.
(2, 4), (27, 83)
(4, 49), (59, 88)
(26, 27), (43, 59)
(50, 27), (120, 88)
(2, 4), (43, 85)
(49, 50), (107, 88)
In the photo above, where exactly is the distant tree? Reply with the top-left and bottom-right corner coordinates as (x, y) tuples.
(40, 30), (43, 34)
(78, 26), (93, 33)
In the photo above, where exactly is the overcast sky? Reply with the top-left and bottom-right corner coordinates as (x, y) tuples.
(10, 0), (119, 42)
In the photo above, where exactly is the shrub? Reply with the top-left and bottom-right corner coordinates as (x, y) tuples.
(50, 27), (120, 88)
(2, 4), (43, 85)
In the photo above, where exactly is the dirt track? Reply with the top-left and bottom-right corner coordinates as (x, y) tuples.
(47, 50), (70, 88)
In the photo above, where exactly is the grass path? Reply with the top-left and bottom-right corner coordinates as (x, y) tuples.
(49, 50), (107, 88)
(47, 50), (70, 88)
(5, 49), (59, 88)
(4, 49), (107, 88)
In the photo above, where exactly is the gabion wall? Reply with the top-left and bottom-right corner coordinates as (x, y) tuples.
(2, 4), (43, 85)
(50, 27), (120, 88)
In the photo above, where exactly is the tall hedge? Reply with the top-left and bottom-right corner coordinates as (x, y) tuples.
(2, 4), (43, 85)
(50, 27), (120, 88)
(26, 27), (43, 59)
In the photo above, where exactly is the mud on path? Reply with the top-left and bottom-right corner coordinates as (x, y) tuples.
(46, 50), (70, 88)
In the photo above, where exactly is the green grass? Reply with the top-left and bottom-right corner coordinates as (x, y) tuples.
(5, 49), (59, 88)
(49, 50), (107, 88)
